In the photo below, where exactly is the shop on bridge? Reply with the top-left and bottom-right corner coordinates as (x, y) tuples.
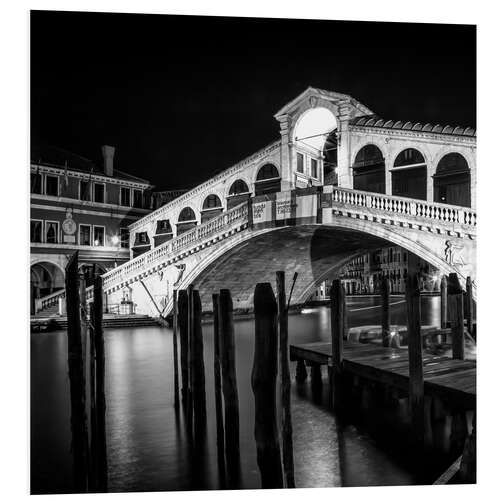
(352, 145), (386, 194)
(433, 152), (471, 207)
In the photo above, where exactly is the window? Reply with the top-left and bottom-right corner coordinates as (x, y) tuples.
(31, 173), (42, 194)
(228, 179), (249, 195)
(202, 194), (222, 210)
(80, 180), (90, 201)
(120, 228), (129, 248)
(133, 189), (143, 208)
(79, 225), (91, 246)
(30, 220), (42, 243)
(120, 187), (131, 206)
(45, 221), (59, 244)
(45, 175), (59, 197)
(93, 183), (105, 203)
(311, 158), (318, 178)
(297, 153), (304, 173)
(93, 226), (105, 246)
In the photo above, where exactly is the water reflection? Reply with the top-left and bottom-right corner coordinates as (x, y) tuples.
(31, 296), (440, 493)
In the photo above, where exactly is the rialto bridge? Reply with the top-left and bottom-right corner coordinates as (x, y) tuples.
(38, 87), (476, 316)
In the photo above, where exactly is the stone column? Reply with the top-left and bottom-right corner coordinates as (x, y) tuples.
(277, 115), (294, 192)
(336, 105), (353, 189)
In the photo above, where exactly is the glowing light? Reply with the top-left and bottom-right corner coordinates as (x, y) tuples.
(111, 235), (120, 246)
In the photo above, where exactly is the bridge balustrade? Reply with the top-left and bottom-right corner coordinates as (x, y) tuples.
(330, 186), (476, 227)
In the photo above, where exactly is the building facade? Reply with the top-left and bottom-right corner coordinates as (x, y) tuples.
(30, 144), (153, 313)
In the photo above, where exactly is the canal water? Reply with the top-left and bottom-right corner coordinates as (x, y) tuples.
(31, 296), (441, 494)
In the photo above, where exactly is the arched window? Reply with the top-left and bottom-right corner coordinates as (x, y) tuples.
(228, 179), (249, 196)
(434, 153), (471, 207)
(255, 163), (281, 196)
(201, 194), (223, 223)
(202, 194), (222, 210)
(177, 207), (197, 235)
(352, 145), (385, 194)
(392, 148), (427, 200)
(227, 179), (251, 209)
(256, 163), (280, 181)
(178, 207), (196, 222)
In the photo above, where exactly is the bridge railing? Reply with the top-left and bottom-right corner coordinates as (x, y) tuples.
(330, 186), (476, 228)
(102, 201), (249, 289)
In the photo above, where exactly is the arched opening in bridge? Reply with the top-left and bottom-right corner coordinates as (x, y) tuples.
(391, 148), (427, 200)
(255, 164), (281, 196)
(154, 219), (173, 247)
(201, 194), (223, 223)
(433, 153), (471, 207)
(132, 231), (151, 258)
(293, 107), (338, 187)
(177, 206), (197, 235)
(30, 262), (65, 314)
(227, 179), (251, 209)
(352, 145), (386, 194)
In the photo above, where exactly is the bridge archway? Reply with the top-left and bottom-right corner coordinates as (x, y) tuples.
(433, 152), (471, 207)
(391, 148), (427, 200)
(227, 179), (251, 209)
(179, 219), (467, 312)
(201, 194), (223, 222)
(177, 206), (197, 234)
(254, 163), (281, 196)
(352, 144), (386, 194)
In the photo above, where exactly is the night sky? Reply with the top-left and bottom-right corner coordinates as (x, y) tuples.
(30, 11), (476, 190)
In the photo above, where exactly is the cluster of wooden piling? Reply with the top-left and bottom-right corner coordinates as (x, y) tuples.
(64, 251), (108, 493)
(170, 273), (296, 488)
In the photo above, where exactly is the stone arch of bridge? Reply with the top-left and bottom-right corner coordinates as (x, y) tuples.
(171, 219), (472, 313)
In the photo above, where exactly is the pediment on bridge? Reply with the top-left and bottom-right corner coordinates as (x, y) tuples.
(274, 86), (374, 121)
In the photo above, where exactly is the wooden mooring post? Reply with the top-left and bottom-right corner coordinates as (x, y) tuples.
(177, 290), (190, 407)
(381, 276), (390, 347)
(330, 279), (344, 411)
(465, 276), (474, 337)
(448, 273), (465, 360)
(172, 289), (180, 410)
(192, 290), (207, 438)
(440, 275), (448, 329)
(252, 282), (284, 489)
(65, 251), (89, 492)
(218, 289), (241, 484)
(276, 271), (295, 488)
(187, 285), (195, 422)
(93, 274), (108, 492)
(405, 274), (424, 446)
(212, 293), (226, 485)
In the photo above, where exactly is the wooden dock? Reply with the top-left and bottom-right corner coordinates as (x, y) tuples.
(290, 341), (476, 410)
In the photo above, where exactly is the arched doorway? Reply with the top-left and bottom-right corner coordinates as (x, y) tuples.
(177, 207), (197, 235)
(227, 179), (250, 209)
(433, 153), (471, 207)
(352, 145), (386, 194)
(30, 262), (65, 314)
(391, 148), (427, 200)
(201, 194), (223, 223)
(255, 164), (281, 196)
